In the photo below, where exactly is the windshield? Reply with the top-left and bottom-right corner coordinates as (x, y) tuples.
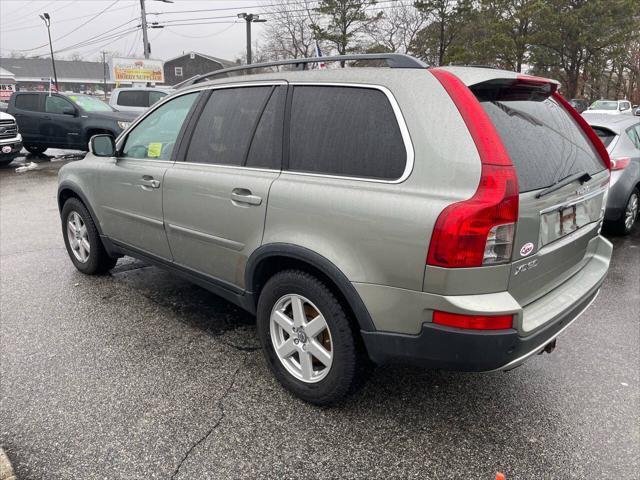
(68, 94), (113, 112)
(590, 100), (618, 111)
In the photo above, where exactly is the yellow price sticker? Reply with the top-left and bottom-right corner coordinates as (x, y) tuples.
(147, 142), (162, 158)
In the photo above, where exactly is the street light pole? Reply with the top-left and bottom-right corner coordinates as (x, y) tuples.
(39, 13), (58, 90)
(237, 13), (267, 65)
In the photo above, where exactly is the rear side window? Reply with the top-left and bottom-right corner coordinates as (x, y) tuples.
(627, 125), (640, 149)
(289, 86), (406, 180)
(186, 86), (274, 167)
(117, 91), (147, 107)
(477, 92), (605, 192)
(592, 127), (617, 148)
(15, 94), (40, 111)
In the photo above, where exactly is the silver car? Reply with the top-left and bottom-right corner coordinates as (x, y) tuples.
(585, 114), (640, 234)
(57, 54), (612, 405)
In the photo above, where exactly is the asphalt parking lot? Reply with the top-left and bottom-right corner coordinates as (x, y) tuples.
(0, 152), (638, 480)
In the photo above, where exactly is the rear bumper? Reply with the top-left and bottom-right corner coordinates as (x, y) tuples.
(360, 235), (612, 371)
(362, 289), (599, 371)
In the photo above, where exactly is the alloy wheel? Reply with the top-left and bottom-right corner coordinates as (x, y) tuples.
(269, 294), (333, 383)
(66, 211), (90, 263)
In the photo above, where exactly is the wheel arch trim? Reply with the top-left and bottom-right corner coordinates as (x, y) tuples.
(57, 181), (104, 237)
(245, 243), (376, 331)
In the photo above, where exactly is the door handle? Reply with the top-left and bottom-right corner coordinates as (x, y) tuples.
(231, 188), (262, 206)
(139, 175), (160, 190)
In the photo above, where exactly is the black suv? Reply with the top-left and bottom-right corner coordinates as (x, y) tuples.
(7, 92), (138, 155)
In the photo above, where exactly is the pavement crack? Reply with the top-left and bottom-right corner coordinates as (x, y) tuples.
(170, 357), (247, 480)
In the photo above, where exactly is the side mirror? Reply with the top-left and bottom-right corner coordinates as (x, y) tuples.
(90, 134), (116, 157)
(63, 107), (77, 116)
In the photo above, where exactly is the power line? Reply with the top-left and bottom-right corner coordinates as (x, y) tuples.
(12, 0), (122, 53)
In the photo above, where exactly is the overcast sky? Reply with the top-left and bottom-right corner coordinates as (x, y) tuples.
(0, 0), (274, 62)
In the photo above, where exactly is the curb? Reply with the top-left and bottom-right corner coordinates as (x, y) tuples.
(0, 448), (16, 480)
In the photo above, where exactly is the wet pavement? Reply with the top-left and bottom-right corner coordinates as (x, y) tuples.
(0, 151), (638, 479)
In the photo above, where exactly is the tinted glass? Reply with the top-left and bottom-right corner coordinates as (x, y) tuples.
(15, 94), (40, 111)
(118, 90), (147, 107)
(186, 86), (272, 166)
(478, 94), (605, 192)
(592, 127), (616, 148)
(627, 125), (640, 149)
(45, 95), (73, 114)
(123, 92), (198, 160)
(246, 86), (284, 169)
(149, 90), (167, 106)
(289, 86), (406, 180)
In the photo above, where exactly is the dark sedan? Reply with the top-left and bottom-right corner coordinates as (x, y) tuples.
(585, 114), (640, 234)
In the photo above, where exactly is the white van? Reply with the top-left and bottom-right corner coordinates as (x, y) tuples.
(108, 87), (171, 113)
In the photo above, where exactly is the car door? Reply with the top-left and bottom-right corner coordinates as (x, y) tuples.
(93, 91), (200, 260)
(11, 93), (44, 143)
(43, 94), (83, 148)
(163, 83), (286, 289)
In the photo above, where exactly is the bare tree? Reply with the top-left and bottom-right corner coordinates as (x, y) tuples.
(366, 1), (426, 53)
(261, 0), (321, 60)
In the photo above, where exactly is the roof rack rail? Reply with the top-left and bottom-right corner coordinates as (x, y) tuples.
(175, 53), (428, 89)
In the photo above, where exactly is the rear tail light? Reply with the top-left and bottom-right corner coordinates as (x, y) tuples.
(428, 68), (519, 268)
(610, 157), (630, 170)
(433, 311), (514, 330)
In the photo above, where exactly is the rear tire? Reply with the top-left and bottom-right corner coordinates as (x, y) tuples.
(257, 270), (364, 406)
(24, 144), (47, 155)
(61, 197), (117, 274)
(611, 188), (639, 235)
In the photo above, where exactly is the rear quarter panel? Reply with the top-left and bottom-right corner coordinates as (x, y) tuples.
(263, 69), (481, 290)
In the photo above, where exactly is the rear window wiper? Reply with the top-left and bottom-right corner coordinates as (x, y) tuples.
(535, 171), (592, 198)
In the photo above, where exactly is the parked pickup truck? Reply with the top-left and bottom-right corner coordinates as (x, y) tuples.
(7, 92), (138, 155)
(0, 111), (22, 166)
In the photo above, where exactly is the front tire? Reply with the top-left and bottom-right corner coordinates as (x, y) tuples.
(257, 270), (363, 406)
(61, 198), (117, 274)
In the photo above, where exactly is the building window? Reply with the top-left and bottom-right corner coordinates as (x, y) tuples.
(175, 67), (183, 77)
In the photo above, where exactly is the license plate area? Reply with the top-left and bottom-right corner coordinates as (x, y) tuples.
(539, 189), (606, 247)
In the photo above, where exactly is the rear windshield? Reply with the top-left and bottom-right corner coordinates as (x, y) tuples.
(591, 127), (616, 148)
(475, 91), (605, 192)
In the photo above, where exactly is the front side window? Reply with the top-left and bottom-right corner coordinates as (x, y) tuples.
(45, 95), (74, 114)
(148, 90), (167, 106)
(288, 86), (407, 180)
(15, 94), (40, 111)
(185, 86), (275, 166)
(122, 92), (198, 160)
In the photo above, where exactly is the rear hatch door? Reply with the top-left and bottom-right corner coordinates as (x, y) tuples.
(470, 76), (609, 322)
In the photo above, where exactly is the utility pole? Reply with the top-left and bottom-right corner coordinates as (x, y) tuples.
(237, 13), (266, 64)
(39, 12), (58, 90)
(102, 51), (108, 100)
(140, 0), (150, 59)
(140, 0), (173, 59)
